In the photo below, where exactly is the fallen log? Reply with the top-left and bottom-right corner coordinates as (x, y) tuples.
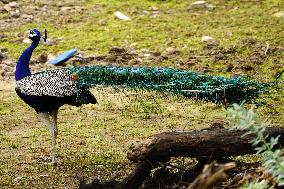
(80, 126), (284, 189)
(127, 127), (284, 163)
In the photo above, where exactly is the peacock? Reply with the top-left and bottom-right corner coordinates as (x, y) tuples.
(15, 29), (97, 163)
(15, 29), (266, 163)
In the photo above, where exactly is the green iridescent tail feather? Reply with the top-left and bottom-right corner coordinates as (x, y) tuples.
(68, 65), (267, 104)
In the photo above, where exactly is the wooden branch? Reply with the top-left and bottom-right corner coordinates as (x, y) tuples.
(79, 160), (162, 189)
(127, 127), (284, 162)
(80, 126), (284, 189)
(119, 160), (162, 189)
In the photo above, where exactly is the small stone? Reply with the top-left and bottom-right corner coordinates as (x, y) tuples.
(22, 14), (34, 22)
(10, 10), (20, 18)
(60, 6), (73, 12)
(41, 5), (47, 12)
(0, 52), (8, 61)
(13, 176), (23, 183)
(39, 174), (49, 178)
(142, 10), (150, 15)
(190, 1), (208, 9)
(201, 36), (214, 42)
(22, 14), (33, 20)
(8, 1), (17, 8)
(114, 11), (130, 21)
(3, 3), (11, 11)
(150, 6), (159, 11)
(273, 11), (284, 18)
(140, 48), (150, 53)
(144, 53), (151, 57)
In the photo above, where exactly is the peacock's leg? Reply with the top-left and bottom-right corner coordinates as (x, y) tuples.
(49, 108), (59, 137)
(39, 112), (57, 163)
(49, 109), (59, 163)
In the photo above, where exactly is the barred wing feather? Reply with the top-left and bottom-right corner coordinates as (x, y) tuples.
(16, 69), (77, 97)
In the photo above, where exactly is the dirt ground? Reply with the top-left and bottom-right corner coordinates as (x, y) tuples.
(0, 0), (283, 188)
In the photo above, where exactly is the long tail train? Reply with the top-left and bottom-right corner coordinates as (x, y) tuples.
(68, 65), (267, 104)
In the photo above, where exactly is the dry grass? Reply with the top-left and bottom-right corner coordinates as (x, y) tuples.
(0, 82), (226, 188)
(0, 0), (283, 188)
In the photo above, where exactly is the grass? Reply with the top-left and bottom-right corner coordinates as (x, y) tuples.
(0, 86), (220, 188)
(0, 0), (283, 188)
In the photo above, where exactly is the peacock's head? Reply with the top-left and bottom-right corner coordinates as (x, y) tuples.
(28, 29), (41, 43)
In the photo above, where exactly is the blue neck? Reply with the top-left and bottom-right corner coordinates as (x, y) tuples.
(15, 41), (39, 81)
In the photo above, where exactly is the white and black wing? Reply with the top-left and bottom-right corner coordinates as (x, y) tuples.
(16, 69), (77, 97)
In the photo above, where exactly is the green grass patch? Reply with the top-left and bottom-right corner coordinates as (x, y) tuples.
(0, 0), (283, 188)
